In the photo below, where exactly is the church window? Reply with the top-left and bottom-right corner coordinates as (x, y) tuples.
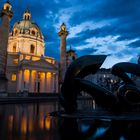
(30, 45), (35, 54)
(15, 30), (18, 35)
(11, 74), (16, 81)
(6, 6), (9, 11)
(27, 15), (30, 20)
(13, 45), (16, 52)
(32, 30), (35, 36)
(24, 15), (27, 20)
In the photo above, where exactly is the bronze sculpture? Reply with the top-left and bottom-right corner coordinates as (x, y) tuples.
(60, 55), (140, 114)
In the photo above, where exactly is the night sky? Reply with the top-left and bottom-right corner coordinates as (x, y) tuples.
(0, 0), (140, 68)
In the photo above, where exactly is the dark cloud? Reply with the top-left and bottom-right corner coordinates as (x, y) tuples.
(76, 25), (117, 39)
(69, 0), (140, 43)
(67, 36), (89, 47)
(129, 40), (140, 48)
(77, 48), (97, 57)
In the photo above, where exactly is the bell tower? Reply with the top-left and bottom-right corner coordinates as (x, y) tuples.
(66, 46), (77, 67)
(58, 23), (68, 83)
(0, 0), (13, 93)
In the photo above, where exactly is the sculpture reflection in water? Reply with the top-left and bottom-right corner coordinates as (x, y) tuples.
(59, 118), (140, 140)
(60, 55), (140, 113)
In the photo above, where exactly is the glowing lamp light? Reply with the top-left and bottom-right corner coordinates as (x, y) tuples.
(11, 74), (16, 81)
(47, 72), (51, 78)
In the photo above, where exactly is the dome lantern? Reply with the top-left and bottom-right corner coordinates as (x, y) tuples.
(23, 9), (31, 20)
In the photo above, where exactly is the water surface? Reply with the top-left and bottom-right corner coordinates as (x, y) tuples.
(0, 102), (60, 140)
(0, 102), (140, 140)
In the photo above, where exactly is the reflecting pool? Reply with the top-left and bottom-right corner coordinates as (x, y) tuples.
(0, 102), (140, 140)
(0, 102), (60, 140)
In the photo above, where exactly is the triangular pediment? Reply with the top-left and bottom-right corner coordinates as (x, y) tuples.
(20, 58), (58, 70)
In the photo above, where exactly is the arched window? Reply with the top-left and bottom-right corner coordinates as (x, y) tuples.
(6, 6), (10, 11)
(24, 15), (27, 20)
(13, 45), (16, 52)
(30, 45), (35, 54)
(11, 73), (16, 81)
(15, 30), (18, 35)
(32, 30), (35, 36)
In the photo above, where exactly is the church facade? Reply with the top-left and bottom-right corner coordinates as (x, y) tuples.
(0, 1), (77, 95)
(1, 2), (59, 93)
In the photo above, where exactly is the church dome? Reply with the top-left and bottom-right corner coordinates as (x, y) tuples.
(11, 9), (44, 40)
(8, 9), (45, 56)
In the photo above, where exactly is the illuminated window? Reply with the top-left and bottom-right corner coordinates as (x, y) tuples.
(30, 45), (35, 54)
(32, 57), (40, 61)
(13, 59), (18, 64)
(11, 74), (16, 81)
(25, 56), (31, 60)
(13, 45), (16, 52)
(20, 55), (23, 61)
(24, 69), (29, 82)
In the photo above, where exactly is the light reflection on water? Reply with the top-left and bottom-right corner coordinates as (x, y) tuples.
(0, 102), (60, 140)
(0, 102), (140, 140)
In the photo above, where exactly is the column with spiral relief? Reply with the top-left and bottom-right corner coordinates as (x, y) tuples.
(58, 23), (68, 86)
(0, 1), (13, 93)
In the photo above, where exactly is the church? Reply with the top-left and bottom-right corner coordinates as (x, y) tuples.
(0, 1), (78, 95)
(7, 9), (60, 93)
(0, 1), (61, 94)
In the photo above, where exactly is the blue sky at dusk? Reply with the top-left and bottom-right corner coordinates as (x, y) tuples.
(0, 0), (140, 68)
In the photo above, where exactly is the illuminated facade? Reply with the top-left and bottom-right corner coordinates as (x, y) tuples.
(6, 9), (59, 93)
